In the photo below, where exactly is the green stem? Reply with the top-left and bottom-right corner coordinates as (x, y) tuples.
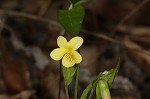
(88, 78), (100, 99)
(58, 62), (62, 99)
(88, 88), (94, 99)
(65, 86), (70, 99)
(75, 64), (80, 99)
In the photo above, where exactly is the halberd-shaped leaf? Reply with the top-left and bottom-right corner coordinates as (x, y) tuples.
(62, 66), (77, 86)
(57, 6), (85, 37)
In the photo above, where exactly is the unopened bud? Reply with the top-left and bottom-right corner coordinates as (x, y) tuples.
(98, 80), (111, 99)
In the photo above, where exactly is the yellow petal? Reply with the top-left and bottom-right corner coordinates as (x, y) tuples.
(72, 51), (82, 63)
(62, 53), (75, 68)
(50, 48), (68, 60)
(57, 36), (68, 48)
(67, 36), (83, 50)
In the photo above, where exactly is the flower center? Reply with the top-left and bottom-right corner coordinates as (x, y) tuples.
(65, 51), (73, 62)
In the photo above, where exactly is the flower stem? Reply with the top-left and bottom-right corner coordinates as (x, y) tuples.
(65, 85), (69, 99)
(75, 64), (80, 99)
(58, 62), (62, 99)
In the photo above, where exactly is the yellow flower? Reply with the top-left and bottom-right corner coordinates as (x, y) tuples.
(50, 36), (83, 68)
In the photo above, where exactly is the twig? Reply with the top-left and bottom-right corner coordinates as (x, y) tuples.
(111, 0), (150, 35)
(0, 16), (6, 38)
(0, 9), (150, 56)
(0, 9), (62, 28)
(130, 36), (150, 44)
(38, 0), (52, 16)
(82, 29), (150, 56)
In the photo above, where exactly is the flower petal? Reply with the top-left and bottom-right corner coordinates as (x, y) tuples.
(67, 36), (83, 50)
(50, 48), (68, 60)
(57, 36), (68, 48)
(62, 53), (75, 68)
(72, 51), (82, 63)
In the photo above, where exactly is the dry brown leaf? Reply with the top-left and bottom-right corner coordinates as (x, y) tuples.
(1, 52), (32, 93)
(11, 90), (35, 99)
(122, 38), (150, 72)
(118, 25), (150, 37)
(0, 90), (34, 99)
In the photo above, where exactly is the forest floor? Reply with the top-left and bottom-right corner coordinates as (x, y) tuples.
(0, 0), (150, 99)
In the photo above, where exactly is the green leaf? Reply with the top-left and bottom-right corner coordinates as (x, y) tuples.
(63, 66), (77, 86)
(99, 59), (120, 87)
(96, 83), (101, 99)
(81, 59), (120, 99)
(57, 5), (85, 37)
(80, 80), (96, 99)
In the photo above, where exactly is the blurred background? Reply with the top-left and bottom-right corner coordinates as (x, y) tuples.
(0, 0), (150, 99)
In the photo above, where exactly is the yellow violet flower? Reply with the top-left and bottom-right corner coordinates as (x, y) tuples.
(50, 36), (83, 68)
